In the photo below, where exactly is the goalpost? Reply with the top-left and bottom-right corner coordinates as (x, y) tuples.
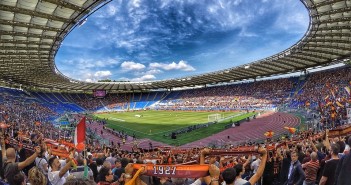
(208, 113), (222, 122)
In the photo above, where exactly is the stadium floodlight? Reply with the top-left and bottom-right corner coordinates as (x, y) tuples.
(244, 65), (250, 69)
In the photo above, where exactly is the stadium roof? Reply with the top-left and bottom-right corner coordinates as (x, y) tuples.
(0, 0), (351, 91)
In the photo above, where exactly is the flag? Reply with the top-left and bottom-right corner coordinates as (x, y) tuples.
(324, 95), (330, 103)
(74, 117), (86, 146)
(284, 127), (296, 134)
(336, 101), (344, 108)
(325, 102), (333, 107)
(264, 131), (274, 138)
(345, 86), (350, 96)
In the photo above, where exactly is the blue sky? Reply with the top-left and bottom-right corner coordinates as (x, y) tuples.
(55, 0), (309, 82)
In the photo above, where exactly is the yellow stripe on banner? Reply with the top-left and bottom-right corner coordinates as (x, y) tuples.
(125, 167), (144, 185)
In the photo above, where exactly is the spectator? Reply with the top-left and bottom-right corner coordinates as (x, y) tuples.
(319, 144), (340, 185)
(251, 154), (261, 185)
(4, 146), (41, 184)
(334, 137), (351, 185)
(262, 152), (275, 185)
(87, 155), (98, 182)
(96, 158), (104, 172)
(223, 148), (267, 185)
(35, 149), (48, 176)
(97, 167), (118, 185)
(279, 150), (291, 183)
(285, 151), (305, 185)
(113, 158), (129, 183)
(233, 155), (252, 185)
(11, 173), (25, 185)
(112, 159), (121, 175)
(302, 152), (319, 185)
(48, 156), (74, 185)
(28, 167), (47, 185)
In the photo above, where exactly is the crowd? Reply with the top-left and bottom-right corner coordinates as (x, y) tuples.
(70, 77), (296, 112)
(294, 67), (351, 126)
(155, 77), (295, 111)
(72, 93), (129, 111)
(0, 104), (351, 185)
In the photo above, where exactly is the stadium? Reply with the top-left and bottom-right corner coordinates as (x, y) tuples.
(0, 0), (351, 185)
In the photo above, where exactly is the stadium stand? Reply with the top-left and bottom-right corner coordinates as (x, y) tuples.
(1, 0), (351, 185)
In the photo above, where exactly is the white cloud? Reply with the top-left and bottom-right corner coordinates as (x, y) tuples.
(73, 59), (96, 69)
(239, 28), (258, 37)
(121, 61), (146, 71)
(131, 74), (156, 82)
(273, 0), (309, 34)
(92, 4), (118, 18)
(62, 58), (120, 70)
(85, 79), (93, 82)
(119, 74), (156, 82)
(232, 0), (243, 6)
(107, 4), (117, 16)
(149, 60), (195, 71)
(131, 0), (141, 8)
(95, 58), (120, 67)
(134, 69), (163, 76)
(145, 69), (162, 75)
(94, 71), (112, 78)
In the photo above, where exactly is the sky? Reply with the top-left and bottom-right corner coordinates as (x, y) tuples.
(55, 0), (309, 82)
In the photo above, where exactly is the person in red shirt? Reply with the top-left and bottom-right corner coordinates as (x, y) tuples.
(302, 152), (319, 185)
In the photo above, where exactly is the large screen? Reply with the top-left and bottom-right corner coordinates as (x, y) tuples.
(93, 90), (106, 97)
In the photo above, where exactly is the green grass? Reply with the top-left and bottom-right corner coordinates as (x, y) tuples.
(292, 113), (305, 132)
(94, 110), (256, 146)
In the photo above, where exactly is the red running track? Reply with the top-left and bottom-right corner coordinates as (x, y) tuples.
(180, 112), (300, 148)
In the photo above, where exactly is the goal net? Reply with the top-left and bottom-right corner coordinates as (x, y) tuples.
(208, 113), (222, 122)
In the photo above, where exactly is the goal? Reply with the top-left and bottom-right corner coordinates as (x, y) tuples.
(208, 113), (222, 122)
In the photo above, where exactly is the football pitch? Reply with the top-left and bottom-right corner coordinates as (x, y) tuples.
(94, 110), (256, 145)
